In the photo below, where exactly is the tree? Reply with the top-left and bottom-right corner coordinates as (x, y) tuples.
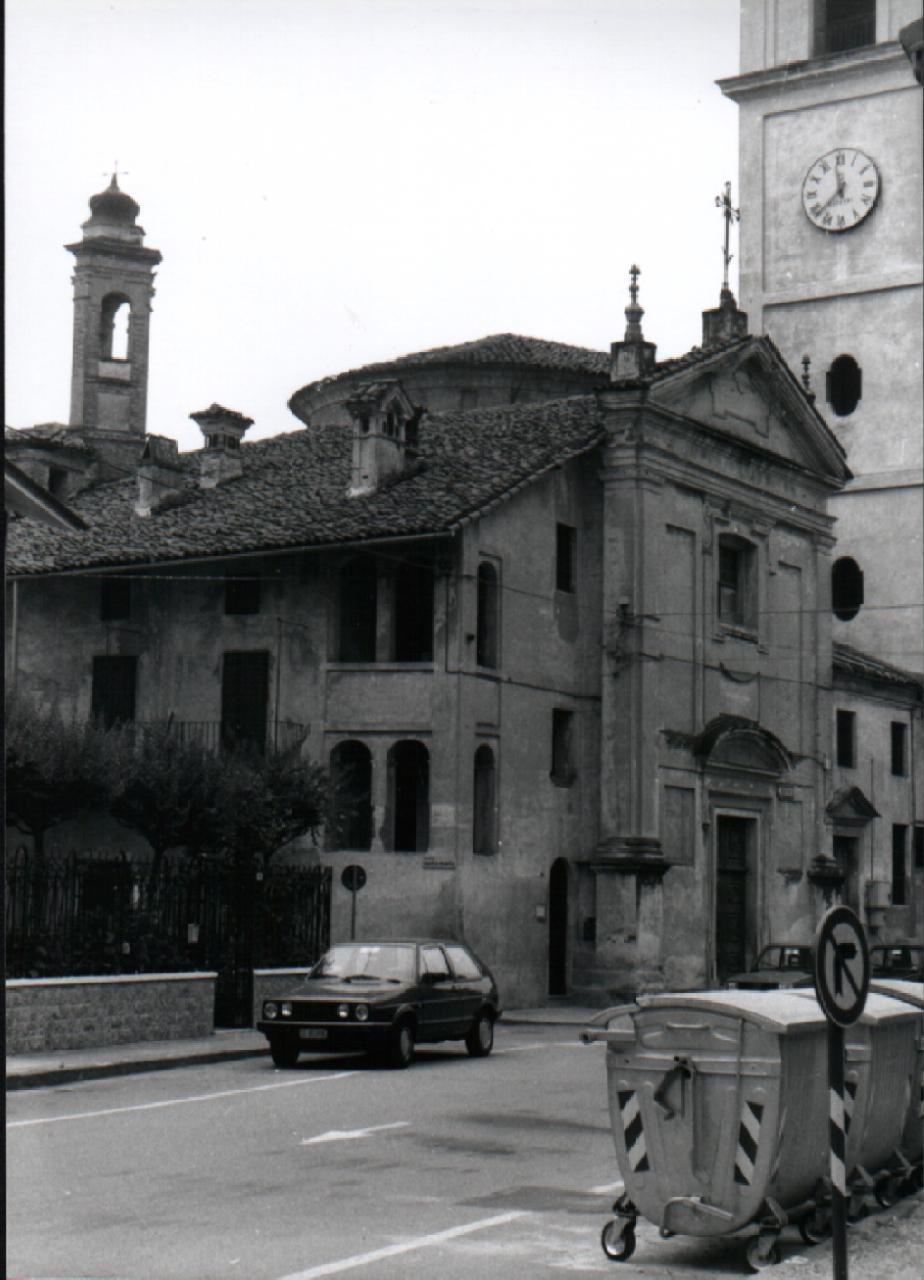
(4, 694), (128, 859)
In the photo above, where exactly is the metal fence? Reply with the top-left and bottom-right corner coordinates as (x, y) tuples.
(5, 849), (331, 1024)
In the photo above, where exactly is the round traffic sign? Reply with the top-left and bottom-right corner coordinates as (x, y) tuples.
(814, 905), (869, 1026)
(341, 864), (366, 892)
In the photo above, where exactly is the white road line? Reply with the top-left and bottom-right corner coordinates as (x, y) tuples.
(7, 1071), (358, 1128)
(302, 1121), (410, 1145)
(276, 1211), (530, 1280)
(588, 1181), (624, 1195)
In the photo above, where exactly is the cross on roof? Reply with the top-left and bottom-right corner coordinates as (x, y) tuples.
(715, 181), (740, 291)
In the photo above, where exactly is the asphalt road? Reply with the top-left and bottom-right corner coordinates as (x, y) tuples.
(8, 1022), (815, 1279)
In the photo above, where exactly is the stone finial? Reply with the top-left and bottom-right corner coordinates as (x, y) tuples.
(609, 264), (657, 382)
(701, 286), (749, 348)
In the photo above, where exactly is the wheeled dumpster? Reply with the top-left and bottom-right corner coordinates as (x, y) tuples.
(582, 988), (920, 1270)
(868, 979), (924, 1174)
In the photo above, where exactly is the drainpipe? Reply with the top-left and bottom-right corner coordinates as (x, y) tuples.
(274, 616), (283, 752)
(9, 579), (19, 693)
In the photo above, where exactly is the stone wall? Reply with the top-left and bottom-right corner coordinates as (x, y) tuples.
(252, 967), (311, 1026)
(5, 972), (217, 1053)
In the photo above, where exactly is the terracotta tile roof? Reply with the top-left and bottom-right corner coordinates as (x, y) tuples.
(833, 642), (923, 691)
(6, 396), (606, 576)
(292, 332), (612, 403)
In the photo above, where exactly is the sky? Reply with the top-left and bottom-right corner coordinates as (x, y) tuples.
(6, 0), (741, 452)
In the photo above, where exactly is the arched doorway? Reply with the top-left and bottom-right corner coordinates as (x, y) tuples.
(548, 858), (569, 996)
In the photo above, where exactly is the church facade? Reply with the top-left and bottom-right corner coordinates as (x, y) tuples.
(6, 6), (923, 1008)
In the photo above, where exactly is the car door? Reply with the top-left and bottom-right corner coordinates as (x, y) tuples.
(417, 945), (456, 1041)
(444, 943), (486, 1032)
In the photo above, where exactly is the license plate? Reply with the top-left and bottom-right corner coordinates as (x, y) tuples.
(300, 1028), (328, 1040)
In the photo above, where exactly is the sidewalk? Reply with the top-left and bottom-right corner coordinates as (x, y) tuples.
(5, 1005), (599, 1091)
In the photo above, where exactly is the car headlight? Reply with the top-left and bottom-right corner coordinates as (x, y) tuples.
(354, 1003), (370, 1022)
(264, 1002), (278, 1019)
(281, 1002), (293, 1017)
(338, 1003), (349, 1019)
(726, 981), (738, 989)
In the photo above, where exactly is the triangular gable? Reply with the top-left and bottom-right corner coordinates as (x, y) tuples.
(826, 785), (880, 826)
(649, 337), (850, 486)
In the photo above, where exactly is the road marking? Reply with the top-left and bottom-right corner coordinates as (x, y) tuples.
(276, 1211), (530, 1279)
(589, 1180), (625, 1195)
(302, 1121), (410, 1145)
(7, 1071), (358, 1128)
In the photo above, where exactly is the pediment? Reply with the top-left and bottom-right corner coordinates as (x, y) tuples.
(690, 714), (793, 777)
(650, 339), (849, 484)
(826, 785), (880, 826)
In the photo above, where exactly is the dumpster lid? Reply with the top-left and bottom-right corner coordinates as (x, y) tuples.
(868, 978), (924, 1011)
(636, 989), (828, 1033)
(789, 988), (921, 1023)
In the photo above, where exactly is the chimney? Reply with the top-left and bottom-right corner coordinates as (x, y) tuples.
(345, 381), (419, 496)
(609, 265), (657, 382)
(135, 434), (185, 516)
(190, 403), (253, 488)
(701, 286), (749, 348)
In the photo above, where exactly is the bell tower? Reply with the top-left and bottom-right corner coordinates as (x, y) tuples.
(719, 1), (923, 667)
(66, 174), (161, 456)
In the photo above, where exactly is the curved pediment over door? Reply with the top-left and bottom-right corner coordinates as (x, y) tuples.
(692, 714), (793, 778)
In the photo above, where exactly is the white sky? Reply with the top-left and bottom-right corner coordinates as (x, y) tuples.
(5, 0), (741, 452)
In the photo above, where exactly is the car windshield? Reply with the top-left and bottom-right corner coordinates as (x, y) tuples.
(310, 944), (417, 983)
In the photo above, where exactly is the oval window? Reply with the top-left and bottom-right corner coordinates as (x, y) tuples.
(832, 557), (864, 621)
(826, 355), (862, 417)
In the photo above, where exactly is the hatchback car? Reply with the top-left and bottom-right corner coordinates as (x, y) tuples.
(869, 944), (924, 981)
(257, 939), (500, 1069)
(725, 944), (814, 990)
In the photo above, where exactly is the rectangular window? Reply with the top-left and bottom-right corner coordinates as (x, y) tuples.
(717, 537), (755, 628)
(555, 523), (576, 593)
(91, 655), (137, 726)
(551, 708), (574, 785)
(836, 709), (855, 768)
(892, 824), (908, 906)
(221, 650), (269, 753)
(890, 722), (907, 776)
(914, 826), (924, 871)
(100, 576), (131, 622)
(225, 572), (261, 616)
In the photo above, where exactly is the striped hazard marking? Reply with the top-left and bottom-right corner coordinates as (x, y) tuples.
(734, 1099), (764, 1186)
(617, 1089), (650, 1172)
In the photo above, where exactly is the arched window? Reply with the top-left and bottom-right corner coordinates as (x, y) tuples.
(476, 562), (499, 668)
(338, 557), (377, 662)
(387, 740), (429, 852)
(100, 293), (131, 360)
(329, 741), (373, 851)
(473, 744), (497, 855)
(826, 355), (862, 417)
(832, 557), (864, 621)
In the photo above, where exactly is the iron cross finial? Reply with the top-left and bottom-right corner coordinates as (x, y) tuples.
(714, 182), (740, 291)
(629, 264), (640, 305)
(104, 160), (129, 185)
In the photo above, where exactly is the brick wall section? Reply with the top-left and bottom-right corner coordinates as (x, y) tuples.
(5, 972), (217, 1053)
(252, 968), (311, 1026)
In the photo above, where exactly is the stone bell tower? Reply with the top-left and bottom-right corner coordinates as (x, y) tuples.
(66, 174), (161, 461)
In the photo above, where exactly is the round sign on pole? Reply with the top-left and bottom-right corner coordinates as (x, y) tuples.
(341, 864), (366, 893)
(814, 904), (870, 1027)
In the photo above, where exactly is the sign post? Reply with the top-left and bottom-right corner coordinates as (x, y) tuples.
(813, 905), (870, 1280)
(340, 864), (366, 940)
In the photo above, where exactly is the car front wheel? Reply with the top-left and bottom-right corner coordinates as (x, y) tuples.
(465, 1010), (494, 1057)
(270, 1037), (300, 1069)
(387, 1020), (416, 1069)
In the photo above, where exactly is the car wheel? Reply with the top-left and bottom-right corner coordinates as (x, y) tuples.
(270, 1037), (300, 1069)
(465, 1010), (494, 1057)
(387, 1020), (415, 1069)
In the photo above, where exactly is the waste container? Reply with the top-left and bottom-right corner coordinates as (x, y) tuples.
(582, 988), (920, 1270)
(867, 979), (924, 1174)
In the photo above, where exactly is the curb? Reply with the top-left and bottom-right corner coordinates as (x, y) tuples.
(6, 1044), (267, 1091)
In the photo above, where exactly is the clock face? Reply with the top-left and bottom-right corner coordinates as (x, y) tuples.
(801, 148), (880, 232)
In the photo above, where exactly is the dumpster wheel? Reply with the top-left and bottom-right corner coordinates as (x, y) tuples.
(745, 1234), (781, 1271)
(798, 1211), (830, 1246)
(600, 1219), (636, 1262)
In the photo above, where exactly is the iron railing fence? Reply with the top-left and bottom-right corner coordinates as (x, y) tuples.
(5, 848), (331, 996)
